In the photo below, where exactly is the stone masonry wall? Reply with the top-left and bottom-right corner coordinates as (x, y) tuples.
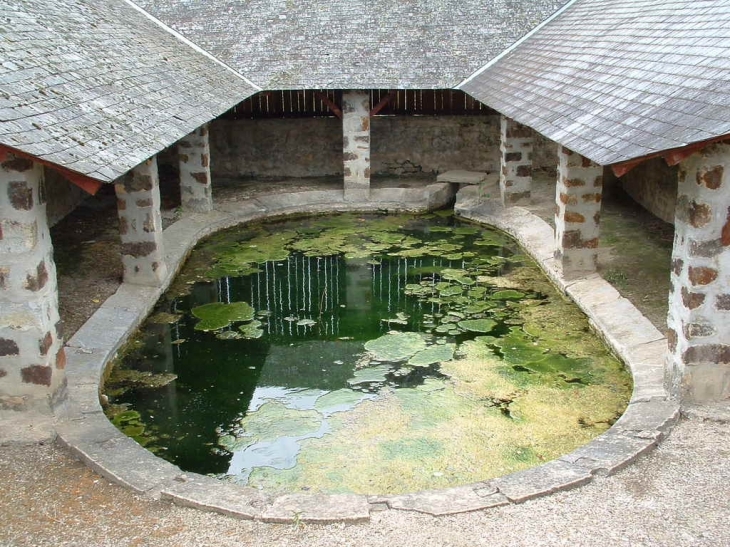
(666, 143), (730, 402)
(0, 154), (65, 413)
(620, 157), (678, 224)
(554, 145), (604, 279)
(205, 115), (557, 181)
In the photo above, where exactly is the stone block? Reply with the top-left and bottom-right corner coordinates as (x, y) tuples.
(437, 170), (488, 184)
(566, 274), (622, 310)
(559, 430), (657, 475)
(613, 399), (680, 439)
(375, 484), (508, 516)
(260, 493), (370, 524)
(57, 413), (183, 495)
(161, 474), (267, 520)
(491, 460), (592, 504)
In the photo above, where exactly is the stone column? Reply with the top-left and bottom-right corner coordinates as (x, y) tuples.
(342, 90), (370, 202)
(666, 143), (730, 402)
(178, 123), (213, 213)
(115, 157), (168, 286)
(0, 154), (65, 412)
(554, 145), (603, 279)
(499, 115), (533, 205)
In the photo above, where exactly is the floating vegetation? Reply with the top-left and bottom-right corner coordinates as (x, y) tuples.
(191, 301), (255, 331)
(105, 211), (632, 495)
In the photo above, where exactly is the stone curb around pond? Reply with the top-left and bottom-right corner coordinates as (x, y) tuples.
(56, 184), (679, 524)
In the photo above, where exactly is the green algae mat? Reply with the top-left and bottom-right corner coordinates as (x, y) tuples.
(104, 211), (631, 495)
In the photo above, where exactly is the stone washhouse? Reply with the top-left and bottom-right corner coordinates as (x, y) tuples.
(0, 0), (729, 519)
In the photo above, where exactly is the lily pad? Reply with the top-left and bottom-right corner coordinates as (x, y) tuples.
(457, 318), (498, 333)
(408, 344), (456, 366)
(239, 321), (264, 339)
(364, 332), (427, 362)
(192, 302), (255, 331)
(314, 389), (371, 414)
(297, 318), (317, 327)
(491, 290), (526, 300)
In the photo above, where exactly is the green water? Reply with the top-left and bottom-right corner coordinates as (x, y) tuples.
(105, 211), (631, 494)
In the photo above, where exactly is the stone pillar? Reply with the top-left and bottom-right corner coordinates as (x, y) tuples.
(499, 115), (533, 205)
(666, 143), (730, 402)
(0, 154), (65, 413)
(178, 123), (213, 213)
(342, 90), (370, 202)
(115, 157), (168, 286)
(554, 145), (603, 279)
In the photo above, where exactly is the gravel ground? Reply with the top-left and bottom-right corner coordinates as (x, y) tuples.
(1, 412), (728, 547)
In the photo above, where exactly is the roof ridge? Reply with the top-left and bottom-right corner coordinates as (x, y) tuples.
(121, 0), (262, 91)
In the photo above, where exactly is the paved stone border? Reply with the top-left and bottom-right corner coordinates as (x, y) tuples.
(56, 184), (679, 523)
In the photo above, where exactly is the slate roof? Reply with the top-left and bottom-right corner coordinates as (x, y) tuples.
(133, 0), (568, 90)
(0, 0), (258, 182)
(459, 0), (730, 166)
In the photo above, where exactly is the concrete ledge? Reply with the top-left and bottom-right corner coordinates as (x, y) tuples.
(55, 186), (679, 523)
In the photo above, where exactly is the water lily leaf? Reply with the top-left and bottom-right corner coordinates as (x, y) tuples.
(491, 290), (526, 300)
(364, 332), (427, 362)
(457, 318), (498, 333)
(408, 344), (456, 366)
(239, 322), (264, 339)
(192, 301), (255, 331)
(439, 285), (463, 297)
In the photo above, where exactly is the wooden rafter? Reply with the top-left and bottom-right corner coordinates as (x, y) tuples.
(313, 91), (342, 119)
(610, 133), (730, 177)
(0, 144), (104, 195)
(370, 91), (394, 116)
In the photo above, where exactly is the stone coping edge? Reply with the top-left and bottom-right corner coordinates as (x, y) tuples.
(55, 184), (679, 524)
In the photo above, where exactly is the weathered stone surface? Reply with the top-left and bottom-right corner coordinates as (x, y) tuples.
(8, 181), (33, 210)
(613, 399), (680, 439)
(260, 493), (370, 523)
(377, 485), (508, 516)
(491, 460), (592, 504)
(559, 431), (657, 475)
(687, 266), (718, 286)
(161, 474), (267, 520)
(437, 170), (488, 184)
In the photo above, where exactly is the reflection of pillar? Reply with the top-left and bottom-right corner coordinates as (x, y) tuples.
(0, 154), (65, 412)
(499, 116), (533, 205)
(115, 157), (168, 286)
(554, 145), (603, 279)
(342, 91), (370, 202)
(178, 123), (213, 213)
(666, 143), (730, 402)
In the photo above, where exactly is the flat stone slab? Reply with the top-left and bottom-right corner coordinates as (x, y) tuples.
(260, 493), (370, 523)
(375, 485), (508, 516)
(437, 170), (489, 184)
(161, 474), (268, 520)
(491, 460), (593, 504)
(559, 431), (657, 476)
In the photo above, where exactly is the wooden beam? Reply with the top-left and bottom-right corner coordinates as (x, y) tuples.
(0, 144), (104, 195)
(610, 133), (730, 177)
(314, 91), (342, 119)
(370, 91), (394, 116)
